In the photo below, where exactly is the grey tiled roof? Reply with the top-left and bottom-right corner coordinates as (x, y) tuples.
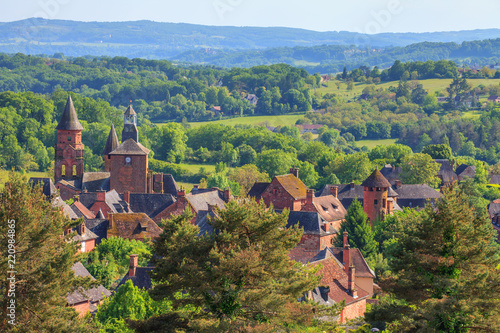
(117, 267), (154, 290)
(127, 193), (176, 219)
(247, 182), (270, 198)
(58, 178), (82, 191)
(82, 172), (110, 192)
(85, 218), (108, 245)
(186, 190), (226, 213)
(287, 211), (328, 235)
(108, 138), (150, 155)
(56, 95), (84, 131)
(435, 159), (458, 183)
(29, 177), (56, 198)
(361, 169), (391, 188)
(67, 262), (111, 305)
(162, 174), (179, 196)
(53, 196), (79, 219)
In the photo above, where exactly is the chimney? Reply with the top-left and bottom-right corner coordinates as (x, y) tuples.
(77, 222), (85, 235)
(123, 191), (130, 204)
(395, 180), (401, 188)
(348, 265), (357, 298)
(306, 189), (314, 205)
(129, 254), (138, 277)
(330, 186), (338, 198)
(224, 187), (231, 202)
(290, 167), (299, 178)
(343, 231), (350, 273)
(96, 190), (106, 202)
(350, 182), (355, 189)
(177, 188), (186, 202)
(392, 165), (395, 171)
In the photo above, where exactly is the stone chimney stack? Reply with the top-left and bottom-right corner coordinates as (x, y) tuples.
(343, 231), (350, 273)
(77, 222), (85, 235)
(395, 180), (401, 188)
(177, 188), (186, 202)
(350, 182), (355, 189)
(129, 254), (138, 277)
(123, 191), (130, 204)
(224, 187), (231, 202)
(96, 190), (106, 202)
(306, 189), (314, 205)
(330, 186), (338, 198)
(290, 167), (299, 178)
(348, 265), (357, 298)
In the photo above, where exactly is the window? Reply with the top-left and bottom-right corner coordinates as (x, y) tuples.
(61, 165), (66, 176)
(374, 199), (378, 205)
(72, 165), (77, 176)
(68, 136), (71, 141)
(369, 187), (374, 191)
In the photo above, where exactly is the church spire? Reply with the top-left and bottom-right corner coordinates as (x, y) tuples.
(103, 124), (119, 155)
(56, 95), (84, 131)
(122, 104), (139, 143)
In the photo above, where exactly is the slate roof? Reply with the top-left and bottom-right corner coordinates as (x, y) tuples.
(186, 190), (227, 213)
(330, 247), (376, 279)
(488, 202), (500, 219)
(435, 159), (458, 183)
(127, 193), (176, 219)
(456, 164), (476, 180)
(79, 190), (131, 214)
(380, 164), (402, 185)
(163, 174), (180, 196)
(108, 213), (163, 241)
(312, 195), (347, 223)
(195, 210), (216, 236)
(247, 182), (270, 199)
(82, 172), (110, 192)
(124, 105), (137, 116)
(56, 95), (84, 131)
(274, 174), (308, 200)
(103, 124), (119, 155)
(287, 211), (330, 235)
(387, 187), (399, 197)
(289, 245), (335, 264)
(67, 263), (111, 305)
(361, 169), (391, 188)
(109, 138), (150, 155)
(73, 226), (98, 242)
(85, 218), (108, 245)
(491, 175), (500, 185)
(70, 200), (96, 220)
(58, 178), (82, 191)
(117, 267), (154, 290)
(391, 184), (440, 209)
(53, 196), (79, 219)
(29, 177), (56, 198)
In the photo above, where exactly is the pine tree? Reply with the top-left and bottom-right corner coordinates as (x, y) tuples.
(0, 173), (95, 332)
(335, 198), (378, 258)
(133, 200), (333, 332)
(373, 183), (500, 332)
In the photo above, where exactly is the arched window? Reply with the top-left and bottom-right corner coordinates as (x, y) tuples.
(61, 165), (66, 176)
(73, 165), (77, 176)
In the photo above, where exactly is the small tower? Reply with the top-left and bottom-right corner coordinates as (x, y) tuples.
(103, 124), (119, 172)
(361, 168), (391, 222)
(54, 95), (84, 183)
(122, 105), (138, 143)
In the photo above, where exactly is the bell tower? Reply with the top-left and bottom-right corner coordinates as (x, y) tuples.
(54, 95), (84, 183)
(122, 105), (138, 142)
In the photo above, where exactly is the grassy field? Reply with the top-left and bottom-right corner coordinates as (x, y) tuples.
(0, 170), (49, 188)
(177, 163), (216, 173)
(186, 114), (305, 128)
(320, 78), (500, 100)
(357, 139), (397, 149)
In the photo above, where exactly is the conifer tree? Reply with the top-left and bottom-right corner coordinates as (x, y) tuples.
(335, 198), (378, 258)
(133, 200), (335, 332)
(0, 173), (95, 332)
(372, 183), (500, 332)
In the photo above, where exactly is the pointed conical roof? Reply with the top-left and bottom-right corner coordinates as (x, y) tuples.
(361, 168), (391, 188)
(124, 105), (136, 116)
(56, 95), (84, 130)
(96, 209), (105, 219)
(103, 124), (119, 155)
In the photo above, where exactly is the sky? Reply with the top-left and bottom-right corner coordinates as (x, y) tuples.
(1, 0), (499, 33)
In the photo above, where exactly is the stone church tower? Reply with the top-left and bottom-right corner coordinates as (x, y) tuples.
(103, 124), (119, 172)
(54, 95), (84, 183)
(362, 168), (392, 222)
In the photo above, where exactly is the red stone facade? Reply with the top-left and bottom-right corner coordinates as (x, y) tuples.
(70, 301), (90, 317)
(152, 193), (196, 224)
(109, 155), (148, 194)
(261, 178), (304, 211)
(54, 129), (84, 183)
(339, 298), (366, 323)
(363, 186), (388, 222)
(298, 233), (335, 252)
(56, 183), (80, 202)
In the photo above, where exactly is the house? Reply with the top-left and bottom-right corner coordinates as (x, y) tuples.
(71, 222), (98, 253)
(488, 95), (500, 103)
(107, 213), (163, 241)
(290, 233), (374, 323)
(66, 262), (111, 317)
(379, 164), (402, 186)
(456, 164), (476, 181)
(85, 209), (108, 245)
(259, 168), (308, 211)
(78, 189), (131, 219)
(243, 94), (258, 105)
(488, 200), (500, 240)
(287, 211), (336, 251)
(117, 254), (153, 290)
(297, 124), (323, 134)
(435, 159), (458, 185)
(361, 168), (394, 221)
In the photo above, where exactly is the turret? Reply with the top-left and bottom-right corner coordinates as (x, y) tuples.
(54, 95), (84, 182)
(122, 105), (138, 142)
(361, 168), (391, 222)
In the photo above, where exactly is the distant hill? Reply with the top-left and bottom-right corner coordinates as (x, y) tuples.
(1, 18), (500, 61)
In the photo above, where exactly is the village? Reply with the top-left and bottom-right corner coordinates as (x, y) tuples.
(24, 95), (500, 327)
